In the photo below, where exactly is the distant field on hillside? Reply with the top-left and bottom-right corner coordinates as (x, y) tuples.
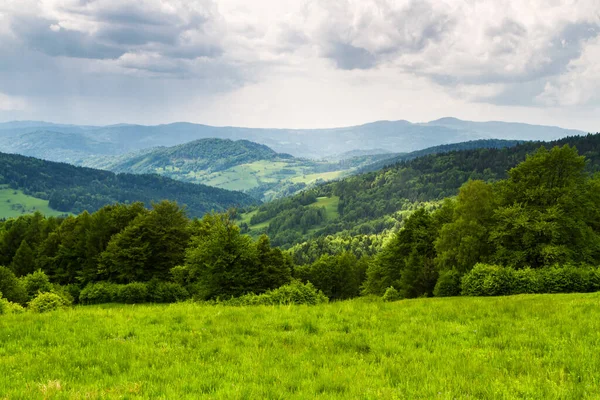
(2, 293), (600, 398)
(0, 185), (68, 218)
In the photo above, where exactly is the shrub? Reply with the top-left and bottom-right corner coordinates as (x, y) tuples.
(382, 286), (400, 302)
(539, 266), (592, 294)
(63, 284), (82, 304)
(147, 280), (190, 303)
(512, 268), (540, 294)
(433, 270), (462, 297)
(79, 282), (118, 305)
(225, 281), (328, 306)
(21, 270), (53, 299)
(0, 266), (28, 305)
(461, 264), (515, 296)
(0, 292), (25, 315)
(50, 284), (75, 305)
(28, 292), (71, 313)
(116, 283), (148, 304)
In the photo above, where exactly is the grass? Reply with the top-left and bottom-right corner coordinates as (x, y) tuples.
(0, 186), (68, 219)
(311, 196), (340, 219)
(2, 293), (600, 399)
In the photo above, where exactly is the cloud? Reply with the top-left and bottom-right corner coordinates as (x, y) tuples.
(0, 0), (599, 127)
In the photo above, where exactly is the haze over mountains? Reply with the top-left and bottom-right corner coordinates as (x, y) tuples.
(0, 118), (586, 162)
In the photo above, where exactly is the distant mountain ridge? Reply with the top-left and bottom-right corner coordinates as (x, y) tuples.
(0, 118), (586, 160)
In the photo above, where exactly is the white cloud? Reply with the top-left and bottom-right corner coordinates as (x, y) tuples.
(0, 0), (599, 129)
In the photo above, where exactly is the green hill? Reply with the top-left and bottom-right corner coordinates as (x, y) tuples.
(0, 152), (258, 218)
(240, 133), (600, 248)
(82, 138), (397, 201)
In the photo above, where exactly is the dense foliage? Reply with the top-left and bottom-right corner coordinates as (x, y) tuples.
(242, 134), (600, 248)
(2, 141), (600, 309)
(0, 151), (257, 217)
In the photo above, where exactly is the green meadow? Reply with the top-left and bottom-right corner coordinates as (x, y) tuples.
(2, 293), (600, 399)
(0, 186), (67, 219)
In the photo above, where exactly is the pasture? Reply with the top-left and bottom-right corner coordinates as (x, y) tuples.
(1, 293), (599, 399)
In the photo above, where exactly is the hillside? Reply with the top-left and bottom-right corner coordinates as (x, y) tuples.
(240, 133), (600, 247)
(81, 138), (399, 201)
(0, 152), (257, 218)
(0, 118), (585, 160)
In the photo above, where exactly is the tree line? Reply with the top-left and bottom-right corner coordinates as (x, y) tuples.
(2, 144), (600, 309)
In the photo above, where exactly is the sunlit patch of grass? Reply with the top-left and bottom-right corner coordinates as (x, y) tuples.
(2, 293), (600, 398)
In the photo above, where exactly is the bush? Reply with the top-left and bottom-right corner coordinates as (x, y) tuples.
(79, 282), (118, 305)
(50, 284), (75, 305)
(0, 266), (28, 305)
(0, 293), (25, 315)
(461, 264), (515, 296)
(540, 265), (596, 294)
(28, 292), (71, 313)
(225, 281), (328, 306)
(115, 283), (148, 304)
(21, 270), (53, 299)
(147, 280), (190, 303)
(512, 268), (540, 294)
(433, 270), (461, 297)
(63, 284), (82, 304)
(382, 286), (400, 302)
(461, 264), (600, 297)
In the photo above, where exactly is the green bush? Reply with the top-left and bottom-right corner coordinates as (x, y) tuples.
(0, 266), (28, 305)
(147, 280), (190, 303)
(461, 264), (515, 296)
(116, 283), (148, 304)
(0, 292), (25, 315)
(433, 270), (462, 297)
(225, 281), (328, 306)
(79, 282), (118, 305)
(63, 284), (82, 304)
(21, 270), (53, 299)
(512, 268), (540, 294)
(382, 286), (400, 302)
(28, 292), (71, 313)
(461, 264), (600, 296)
(539, 266), (592, 294)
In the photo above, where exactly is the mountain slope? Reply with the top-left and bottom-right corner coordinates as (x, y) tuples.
(0, 118), (586, 160)
(82, 138), (386, 201)
(0, 152), (258, 218)
(239, 133), (600, 248)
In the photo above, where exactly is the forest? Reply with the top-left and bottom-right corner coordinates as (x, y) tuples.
(2, 143), (600, 312)
(243, 133), (600, 247)
(0, 151), (257, 216)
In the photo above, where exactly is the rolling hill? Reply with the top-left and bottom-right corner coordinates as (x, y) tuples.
(0, 152), (258, 218)
(239, 133), (600, 248)
(80, 138), (398, 201)
(0, 118), (585, 161)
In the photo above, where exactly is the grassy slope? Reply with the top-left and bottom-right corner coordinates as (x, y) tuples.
(0, 186), (68, 218)
(240, 196), (340, 236)
(2, 293), (600, 398)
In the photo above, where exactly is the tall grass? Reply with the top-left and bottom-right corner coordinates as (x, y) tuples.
(1, 293), (600, 398)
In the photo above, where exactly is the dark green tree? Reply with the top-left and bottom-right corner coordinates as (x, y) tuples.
(11, 240), (35, 277)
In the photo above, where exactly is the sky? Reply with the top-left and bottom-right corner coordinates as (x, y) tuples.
(0, 0), (599, 131)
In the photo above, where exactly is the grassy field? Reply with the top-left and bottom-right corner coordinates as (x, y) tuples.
(2, 293), (600, 399)
(0, 186), (68, 219)
(311, 196), (340, 219)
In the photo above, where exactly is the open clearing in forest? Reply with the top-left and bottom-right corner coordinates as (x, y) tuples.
(1, 293), (600, 398)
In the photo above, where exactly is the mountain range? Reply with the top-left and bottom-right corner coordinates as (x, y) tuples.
(0, 118), (586, 161)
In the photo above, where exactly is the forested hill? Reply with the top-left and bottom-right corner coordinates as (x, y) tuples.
(93, 138), (288, 174)
(358, 139), (523, 173)
(241, 133), (600, 247)
(0, 152), (258, 217)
